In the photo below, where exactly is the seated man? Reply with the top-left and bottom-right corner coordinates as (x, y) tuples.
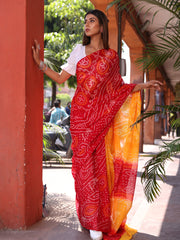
(49, 100), (68, 125)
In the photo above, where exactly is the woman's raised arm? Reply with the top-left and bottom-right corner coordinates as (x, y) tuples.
(32, 40), (71, 85)
(132, 80), (163, 92)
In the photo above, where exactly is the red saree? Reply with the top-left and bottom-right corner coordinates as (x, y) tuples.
(70, 48), (141, 239)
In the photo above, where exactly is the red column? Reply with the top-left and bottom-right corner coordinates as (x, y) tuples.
(0, 0), (44, 229)
(130, 47), (144, 84)
(144, 70), (156, 144)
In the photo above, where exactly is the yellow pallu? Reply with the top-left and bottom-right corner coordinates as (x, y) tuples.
(104, 91), (141, 240)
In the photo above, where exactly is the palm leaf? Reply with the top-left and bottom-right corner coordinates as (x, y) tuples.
(141, 138), (180, 202)
(108, 0), (179, 21)
(137, 0), (180, 19)
(44, 48), (61, 72)
(131, 102), (180, 127)
(108, 0), (180, 70)
(136, 27), (180, 71)
(43, 122), (66, 162)
(132, 101), (180, 201)
(43, 122), (66, 144)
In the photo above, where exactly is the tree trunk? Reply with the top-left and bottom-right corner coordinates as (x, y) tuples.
(51, 81), (56, 107)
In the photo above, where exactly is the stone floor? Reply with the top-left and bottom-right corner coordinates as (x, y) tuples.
(0, 138), (179, 240)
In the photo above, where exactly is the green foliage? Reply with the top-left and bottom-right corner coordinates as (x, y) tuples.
(43, 122), (66, 162)
(132, 102), (180, 127)
(141, 138), (180, 202)
(108, 0), (180, 71)
(44, 0), (94, 88)
(132, 101), (180, 202)
(56, 93), (72, 107)
(44, 48), (61, 72)
(136, 28), (180, 71)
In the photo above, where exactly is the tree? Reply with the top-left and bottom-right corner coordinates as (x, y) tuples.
(44, 0), (94, 105)
(44, 48), (61, 104)
(108, 0), (180, 202)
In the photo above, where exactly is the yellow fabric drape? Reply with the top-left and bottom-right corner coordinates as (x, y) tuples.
(105, 91), (141, 240)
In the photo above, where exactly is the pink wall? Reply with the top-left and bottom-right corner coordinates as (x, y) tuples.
(0, 0), (44, 229)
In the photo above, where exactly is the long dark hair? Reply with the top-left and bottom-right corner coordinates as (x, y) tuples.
(82, 9), (109, 50)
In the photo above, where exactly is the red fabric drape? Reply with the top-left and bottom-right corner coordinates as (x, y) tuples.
(70, 49), (139, 238)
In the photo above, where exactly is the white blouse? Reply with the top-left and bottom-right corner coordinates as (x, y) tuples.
(61, 44), (86, 76)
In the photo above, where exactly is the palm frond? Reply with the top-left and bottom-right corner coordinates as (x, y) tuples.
(44, 48), (61, 72)
(137, 0), (180, 19)
(43, 122), (66, 144)
(106, 0), (122, 10)
(136, 28), (180, 71)
(108, 0), (180, 20)
(43, 148), (63, 163)
(108, 0), (180, 71)
(107, 0), (133, 11)
(141, 138), (180, 202)
(43, 122), (66, 162)
(131, 103), (180, 127)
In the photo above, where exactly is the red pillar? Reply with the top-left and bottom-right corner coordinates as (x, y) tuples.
(144, 70), (156, 144)
(0, 0), (44, 229)
(130, 47), (144, 84)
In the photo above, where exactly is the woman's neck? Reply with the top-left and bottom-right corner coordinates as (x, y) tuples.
(85, 35), (104, 56)
(89, 35), (103, 51)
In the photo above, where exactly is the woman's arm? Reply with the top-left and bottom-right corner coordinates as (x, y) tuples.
(132, 80), (163, 92)
(32, 40), (71, 84)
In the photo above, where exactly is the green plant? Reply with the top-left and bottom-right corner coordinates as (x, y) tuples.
(43, 122), (66, 163)
(108, 0), (180, 71)
(44, 0), (94, 88)
(43, 0), (94, 104)
(56, 93), (72, 107)
(141, 137), (180, 202)
(132, 102), (180, 202)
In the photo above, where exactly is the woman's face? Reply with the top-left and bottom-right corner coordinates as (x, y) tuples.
(84, 14), (102, 37)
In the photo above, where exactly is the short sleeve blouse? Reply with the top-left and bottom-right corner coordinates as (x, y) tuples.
(61, 44), (86, 76)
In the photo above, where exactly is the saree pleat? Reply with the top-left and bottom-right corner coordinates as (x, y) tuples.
(70, 48), (141, 239)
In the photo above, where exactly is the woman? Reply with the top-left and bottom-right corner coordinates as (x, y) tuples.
(32, 9), (162, 240)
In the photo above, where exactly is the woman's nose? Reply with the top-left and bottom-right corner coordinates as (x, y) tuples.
(85, 21), (89, 27)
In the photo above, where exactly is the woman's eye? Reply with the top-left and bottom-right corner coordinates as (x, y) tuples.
(84, 19), (95, 24)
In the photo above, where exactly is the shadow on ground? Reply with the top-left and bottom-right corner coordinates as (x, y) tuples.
(135, 154), (180, 240)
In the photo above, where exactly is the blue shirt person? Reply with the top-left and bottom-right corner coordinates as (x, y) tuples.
(49, 100), (68, 124)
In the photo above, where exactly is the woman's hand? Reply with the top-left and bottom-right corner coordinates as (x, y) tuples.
(32, 39), (71, 84)
(132, 80), (163, 92)
(145, 80), (163, 91)
(32, 40), (41, 67)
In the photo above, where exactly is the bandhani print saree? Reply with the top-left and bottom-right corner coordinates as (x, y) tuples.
(70, 48), (141, 240)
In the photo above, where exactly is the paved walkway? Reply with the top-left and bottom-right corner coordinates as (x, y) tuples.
(0, 138), (179, 239)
